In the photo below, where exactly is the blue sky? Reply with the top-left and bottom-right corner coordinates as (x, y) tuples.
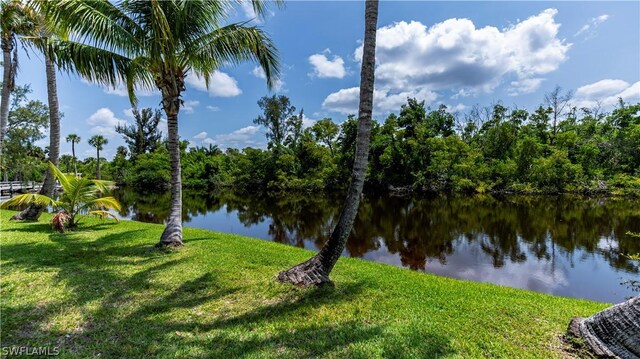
(10, 1), (640, 159)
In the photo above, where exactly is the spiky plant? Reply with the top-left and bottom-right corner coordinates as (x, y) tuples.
(1, 162), (121, 229)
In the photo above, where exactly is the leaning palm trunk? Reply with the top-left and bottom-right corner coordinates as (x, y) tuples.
(157, 74), (184, 247)
(11, 52), (60, 221)
(96, 148), (101, 179)
(567, 295), (640, 358)
(157, 112), (183, 247)
(72, 142), (77, 175)
(0, 43), (14, 177)
(277, 0), (378, 287)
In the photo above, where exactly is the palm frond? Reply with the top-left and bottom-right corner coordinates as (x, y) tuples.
(89, 210), (119, 222)
(86, 197), (122, 212)
(0, 193), (59, 209)
(185, 23), (280, 89)
(47, 38), (133, 90)
(41, 0), (142, 55)
(48, 161), (72, 192)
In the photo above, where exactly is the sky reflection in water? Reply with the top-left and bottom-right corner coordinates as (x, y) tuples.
(114, 189), (640, 303)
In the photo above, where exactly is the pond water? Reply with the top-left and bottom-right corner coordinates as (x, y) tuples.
(113, 188), (640, 303)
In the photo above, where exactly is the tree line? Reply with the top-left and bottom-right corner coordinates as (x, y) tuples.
(8, 88), (640, 196)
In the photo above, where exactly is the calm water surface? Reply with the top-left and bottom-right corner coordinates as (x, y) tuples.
(113, 188), (640, 303)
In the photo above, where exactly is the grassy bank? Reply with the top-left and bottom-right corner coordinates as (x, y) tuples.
(0, 210), (607, 358)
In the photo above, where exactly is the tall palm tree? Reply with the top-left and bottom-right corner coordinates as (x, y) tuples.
(66, 133), (80, 175)
(277, 0), (379, 286)
(568, 295), (639, 357)
(0, 0), (35, 179)
(88, 135), (107, 180)
(10, 2), (63, 221)
(44, 0), (280, 247)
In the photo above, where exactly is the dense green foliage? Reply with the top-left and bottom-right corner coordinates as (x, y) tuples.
(7, 87), (640, 195)
(107, 96), (640, 195)
(2, 85), (49, 181)
(0, 210), (607, 357)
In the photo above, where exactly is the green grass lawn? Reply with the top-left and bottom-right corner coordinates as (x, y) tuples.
(0, 210), (607, 358)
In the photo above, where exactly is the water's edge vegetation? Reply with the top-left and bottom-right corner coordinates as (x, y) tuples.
(9, 85), (640, 197)
(0, 209), (608, 357)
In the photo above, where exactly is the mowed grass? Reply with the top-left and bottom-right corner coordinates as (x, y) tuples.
(0, 210), (607, 358)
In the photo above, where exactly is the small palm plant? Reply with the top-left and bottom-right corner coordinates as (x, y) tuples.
(1, 162), (121, 232)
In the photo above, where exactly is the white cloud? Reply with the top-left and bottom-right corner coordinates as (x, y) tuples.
(573, 79), (640, 109)
(322, 87), (438, 115)
(508, 78), (545, 96)
(86, 108), (127, 137)
(202, 138), (216, 145)
(182, 100), (199, 114)
(193, 132), (208, 140)
(252, 66), (267, 79)
(575, 79), (630, 99)
(185, 70), (242, 97)
(308, 50), (347, 79)
(251, 66), (285, 92)
(206, 105), (220, 112)
(301, 114), (316, 129)
(210, 125), (263, 149)
(348, 8), (569, 102)
(447, 103), (467, 112)
(123, 108), (134, 118)
(575, 14), (609, 38)
(238, 1), (273, 23)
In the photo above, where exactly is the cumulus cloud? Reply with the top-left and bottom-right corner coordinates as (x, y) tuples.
(308, 49), (347, 79)
(336, 8), (571, 109)
(573, 79), (640, 109)
(322, 87), (438, 115)
(193, 132), (208, 140)
(185, 70), (242, 97)
(508, 78), (545, 96)
(182, 100), (199, 114)
(251, 66), (285, 92)
(575, 14), (609, 38)
(252, 66), (267, 79)
(210, 125), (263, 149)
(86, 108), (127, 137)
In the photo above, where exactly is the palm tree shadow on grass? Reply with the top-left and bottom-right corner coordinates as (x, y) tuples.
(1, 224), (454, 357)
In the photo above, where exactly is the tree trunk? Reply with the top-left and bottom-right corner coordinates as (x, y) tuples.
(567, 295), (640, 358)
(96, 148), (101, 179)
(1, 42), (15, 179)
(157, 111), (183, 247)
(72, 142), (77, 175)
(11, 52), (60, 221)
(277, 0), (378, 287)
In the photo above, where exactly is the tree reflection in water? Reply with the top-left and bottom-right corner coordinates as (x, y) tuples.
(114, 188), (640, 302)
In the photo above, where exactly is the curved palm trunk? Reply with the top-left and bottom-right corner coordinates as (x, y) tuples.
(11, 52), (60, 221)
(277, 0), (378, 287)
(72, 142), (77, 175)
(96, 148), (101, 179)
(157, 111), (183, 247)
(1, 42), (15, 178)
(567, 295), (639, 358)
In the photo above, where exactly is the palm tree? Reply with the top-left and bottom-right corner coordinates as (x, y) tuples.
(277, 0), (379, 286)
(44, 0), (280, 247)
(567, 295), (639, 357)
(88, 135), (107, 180)
(0, 0), (35, 179)
(66, 134), (80, 175)
(60, 154), (73, 173)
(1, 162), (121, 232)
(10, 2), (63, 221)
